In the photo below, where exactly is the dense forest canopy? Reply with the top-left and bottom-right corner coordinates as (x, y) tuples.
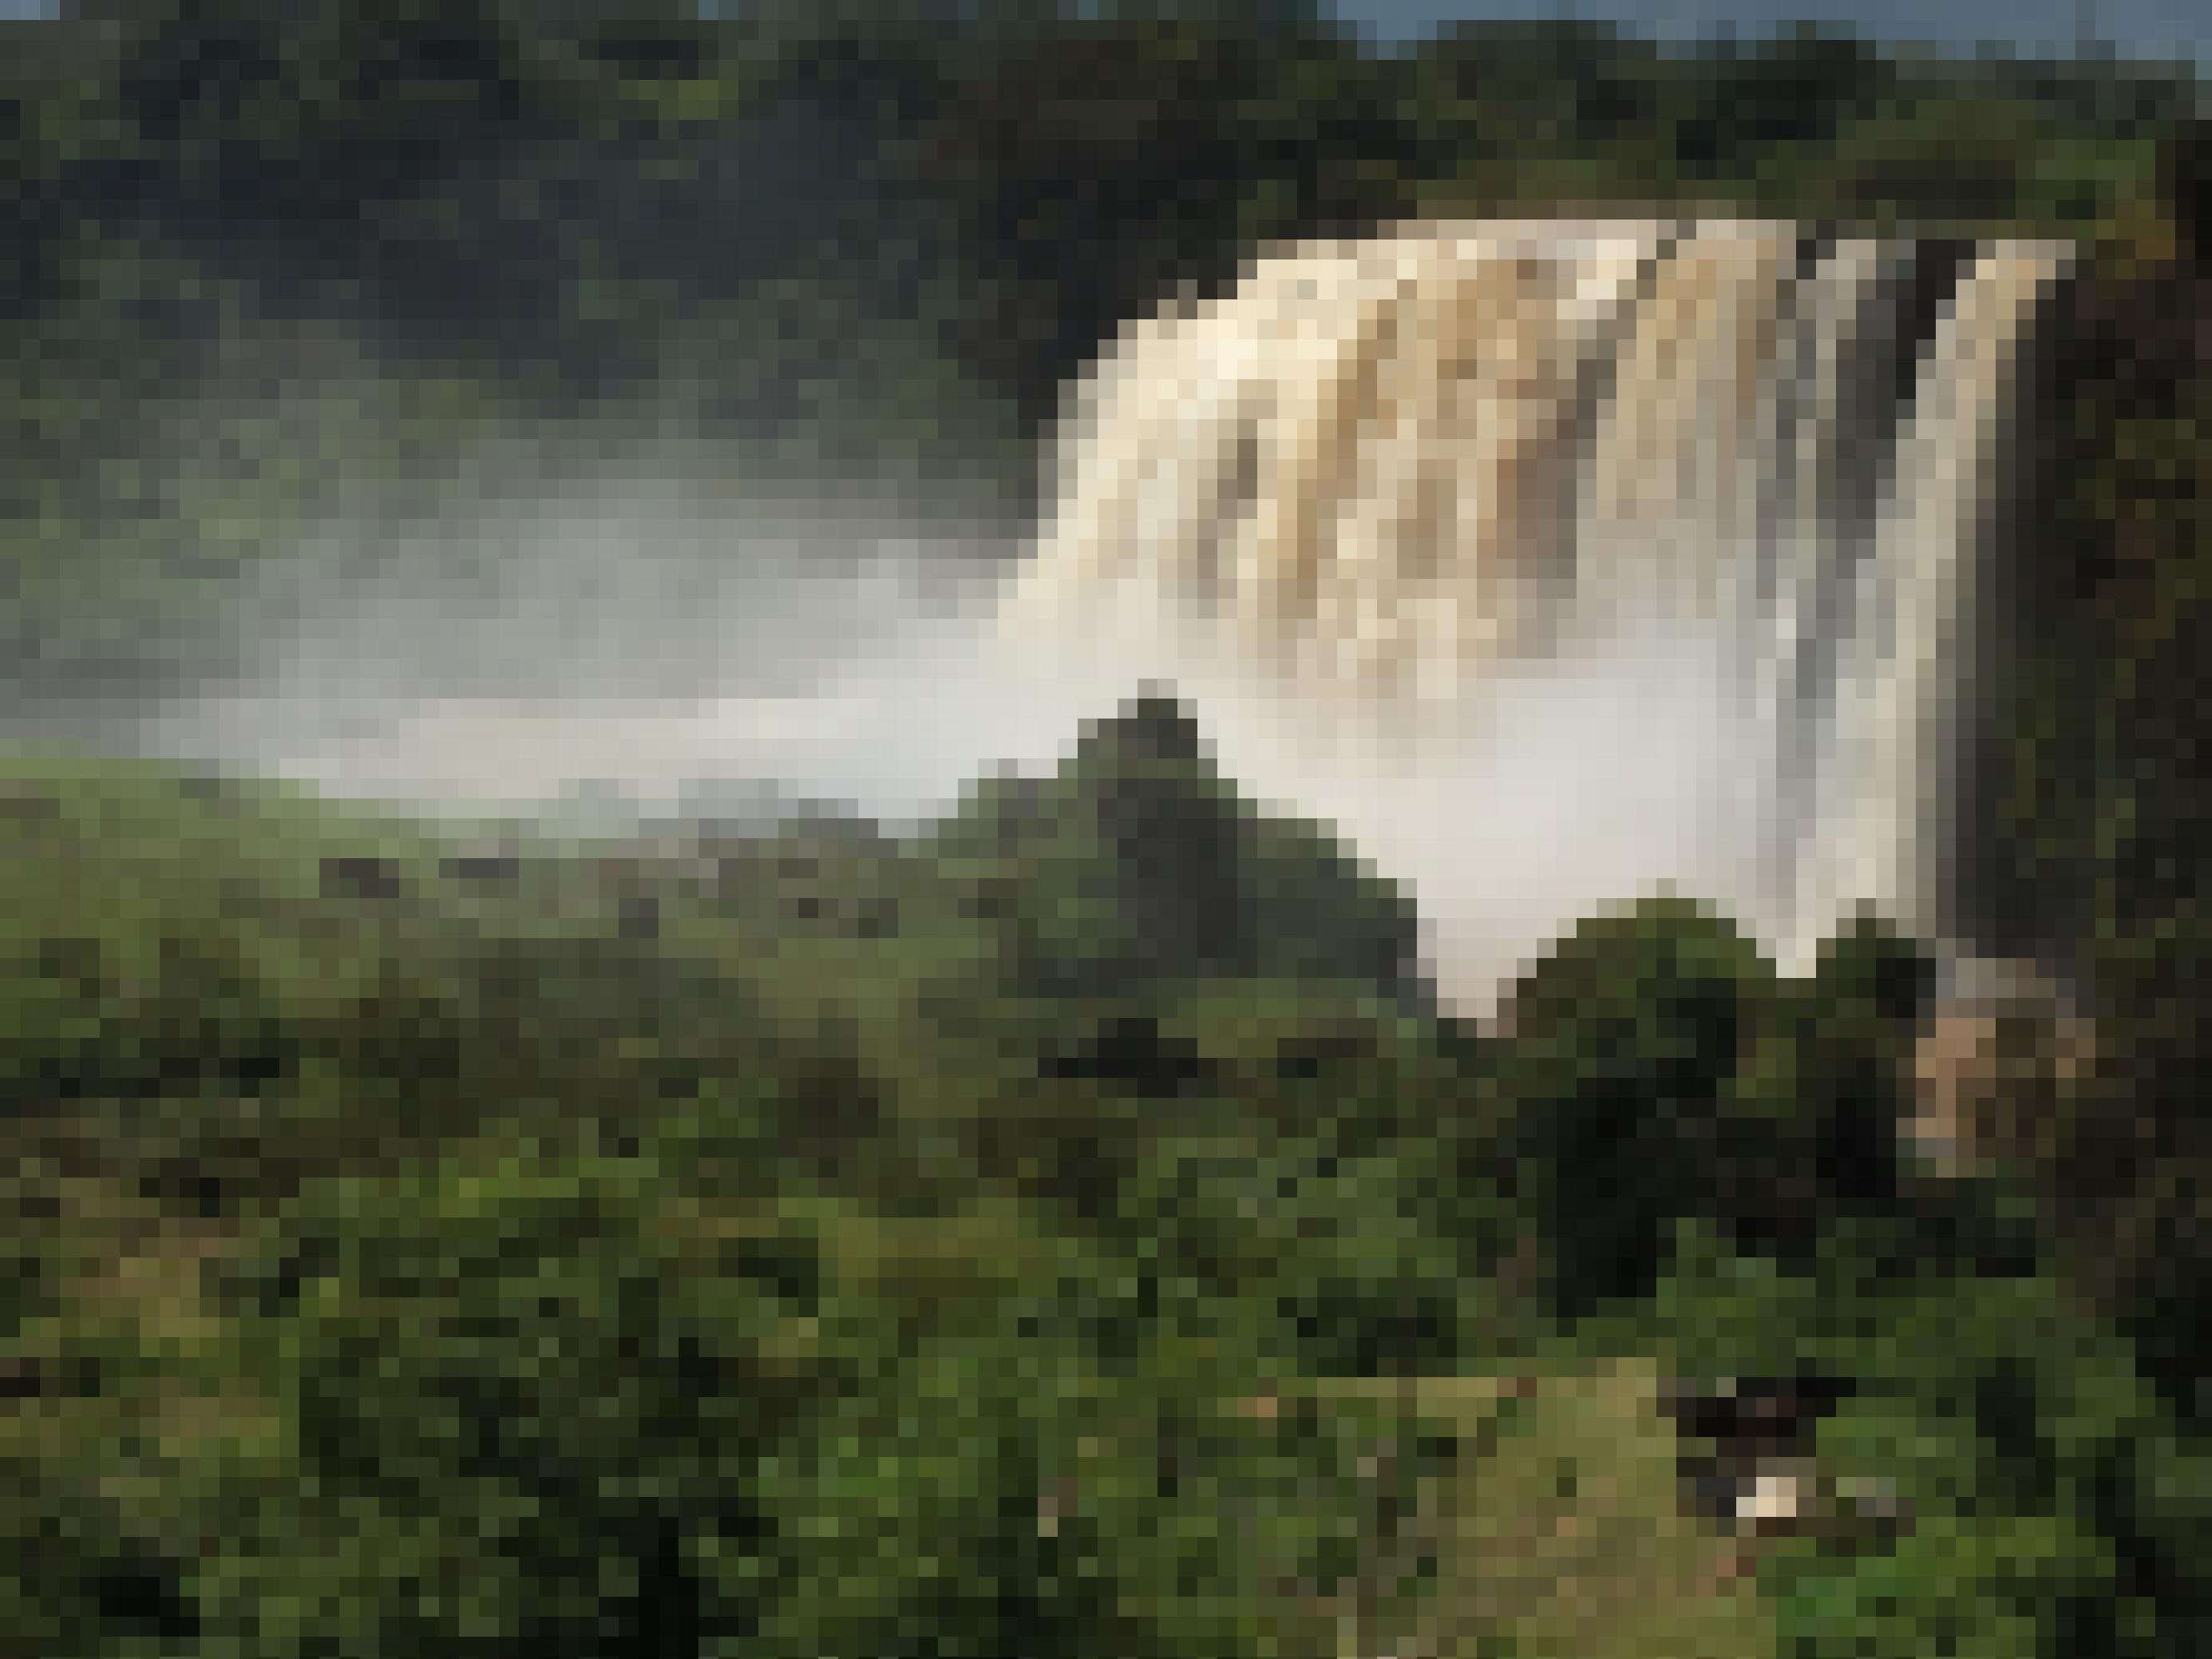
(2, 3), (2210, 1655)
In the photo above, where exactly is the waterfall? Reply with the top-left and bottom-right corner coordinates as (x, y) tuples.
(121, 213), (2072, 1021)
(1007, 219), (2073, 1011)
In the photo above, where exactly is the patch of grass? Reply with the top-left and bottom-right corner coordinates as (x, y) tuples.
(1305, 1363), (1774, 1659)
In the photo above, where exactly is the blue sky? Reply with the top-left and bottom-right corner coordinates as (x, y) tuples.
(0, 0), (2195, 63)
(1332, 0), (2202, 60)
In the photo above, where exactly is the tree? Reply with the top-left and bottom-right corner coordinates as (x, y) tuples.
(924, 10), (1411, 420)
(1498, 895), (1775, 1317)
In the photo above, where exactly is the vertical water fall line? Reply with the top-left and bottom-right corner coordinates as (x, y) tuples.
(1743, 228), (1827, 928)
(1783, 243), (2071, 974)
(1759, 236), (1976, 972)
(1754, 235), (1906, 949)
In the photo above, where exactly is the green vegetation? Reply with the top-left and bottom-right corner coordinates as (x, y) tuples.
(4, 2), (2210, 1653)
(2, 702), (2206, 1655)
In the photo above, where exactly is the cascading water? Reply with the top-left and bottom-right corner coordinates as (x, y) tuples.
(1006, 218), (2073, 1012)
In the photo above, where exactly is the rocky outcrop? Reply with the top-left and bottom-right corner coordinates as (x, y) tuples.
(1907, 956), (2097, 1177)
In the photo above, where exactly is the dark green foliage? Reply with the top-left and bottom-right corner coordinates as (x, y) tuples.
(1779, 917), (1931, 1218)
(1640, 1238), (2212, 1659)
(1494, 902), (2052, 1319)
(923, 7), (1415, 420)
(200, 1156), (813, 1655)
(993, 695), (1264, 999)
(932, 692), (1420, 1015)
(113, 0), (582, 229)
(1498, 897), (1774, 1314)
(0, 731), (2203, 1656)
(2017, 235), (2212, 1422)
(1078, 695), (1260, 980)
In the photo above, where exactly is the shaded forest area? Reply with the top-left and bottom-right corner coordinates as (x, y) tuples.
(4, 2), (2212, 1655)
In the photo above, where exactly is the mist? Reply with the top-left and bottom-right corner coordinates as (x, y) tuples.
(60, 419), (1772, 1023)
(110, 441), (1028, 814)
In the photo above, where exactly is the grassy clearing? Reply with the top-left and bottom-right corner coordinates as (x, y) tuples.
(1307, 1364), (1774, 1659)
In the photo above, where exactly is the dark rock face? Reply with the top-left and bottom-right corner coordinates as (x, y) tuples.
(1908, 958), (2098, 1177)
(2162, 120), (2212, 267)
